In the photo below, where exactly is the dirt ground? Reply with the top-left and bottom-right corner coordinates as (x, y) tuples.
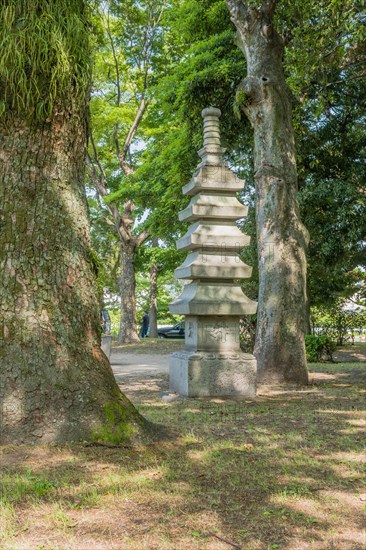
(0, 344), (365, 550)
(333, 343), (366, 363)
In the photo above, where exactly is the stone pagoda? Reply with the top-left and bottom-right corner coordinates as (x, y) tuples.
(169, 107), (257, 397)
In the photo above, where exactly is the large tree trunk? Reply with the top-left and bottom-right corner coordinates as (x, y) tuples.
(149, 263), (159, 338)
(149, 237), (159, 338)
(0, 113), (146, 443)
(118, 244), (140, 343)
(227, 1), (309, 384)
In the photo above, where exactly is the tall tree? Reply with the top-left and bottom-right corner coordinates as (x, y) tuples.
(86, 1), (169, 343)
(224, 0), (309, 383)
(135, 0), (364, 380)
(0, 0), (146, 443)
(148, 237), (160, 337)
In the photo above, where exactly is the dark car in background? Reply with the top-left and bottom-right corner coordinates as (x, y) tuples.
(157, 322), (185, 339)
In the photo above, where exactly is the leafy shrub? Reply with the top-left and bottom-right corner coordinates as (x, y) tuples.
(240, 315), (256, 353)
(305, 334), (336, 362)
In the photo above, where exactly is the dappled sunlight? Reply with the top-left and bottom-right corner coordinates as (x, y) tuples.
(257, 386), (321, 398)
(271, 494), (324, 520)
(123, 467), (165, 487)
(186, 449), (205, 461)
(339, 427), (365, 435)
(1, 361), (365, 548)
(326, 451), (365, 463)
(1, 392), (25, 429)
(345, 418), (366, 427)
(328, 461), (363, 481)
(318, 489), (364, 516)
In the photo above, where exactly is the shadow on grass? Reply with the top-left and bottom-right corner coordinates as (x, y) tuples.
(1, 363), (365, 548)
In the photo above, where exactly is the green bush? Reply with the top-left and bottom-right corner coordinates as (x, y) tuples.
(305, 334), (337, 362)
(239, 315), (256, 353)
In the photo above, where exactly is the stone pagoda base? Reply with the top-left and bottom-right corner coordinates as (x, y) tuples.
(169, 315), (256, 397)
(170, 350), (256, 398)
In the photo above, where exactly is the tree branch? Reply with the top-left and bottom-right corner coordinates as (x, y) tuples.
(136, 229), (150, 247)
(225, 0), (250, 25)
(261, 0), (279, 19)
(115, 98), (150, 176)
(105, 10), (121, 107)
(88, 132), (108, 191)
(111, 203), (130, 243)
(102, 215), (115, 228)
(86, 145), (132, 244)
(325, 73), (366, 88)
(86, 153), (107, 198)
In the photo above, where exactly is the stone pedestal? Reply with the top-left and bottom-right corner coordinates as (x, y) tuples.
(169, 107), (257, 397)
(170, 350), (256, 397)
(101, 335), (112, 360)
(170, 315), (256, 397)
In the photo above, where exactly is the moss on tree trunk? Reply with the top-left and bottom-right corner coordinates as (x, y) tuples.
(0, 0), (150, 442)
(0, 111), (149, 443)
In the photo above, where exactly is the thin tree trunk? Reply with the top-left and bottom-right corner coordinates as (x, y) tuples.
(118, 244), (140, 343)
(149, 261), (159, 339)
(0, 115), (144, 444)
(227, 1), (309, 384)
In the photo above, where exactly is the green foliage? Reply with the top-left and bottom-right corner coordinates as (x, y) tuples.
(281, 0), (366, 306)
(88, 0), (365, 321)
(147, 0), (366, 308)
(0, 0), (92, 122)
(311, 303), (366, 346)
(135, 245), (184, 272)
(135, 270), (184, 325)
(300, 176), (366, 306)
(233, 90), (250, 120)
(135, 0), (252, 238)
(239, 315), (257, 353)
(305, 334), (336, 362)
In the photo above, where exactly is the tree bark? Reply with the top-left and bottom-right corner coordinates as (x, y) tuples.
(0, 112), (146, 444)
(149, 245), (159, 338)
(118, 244), (140, 343)
(226, 1), (309, 384)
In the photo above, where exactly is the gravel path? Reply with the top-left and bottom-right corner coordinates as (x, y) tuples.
(109, 342), (366, 387)
(110, 351), (169, 378)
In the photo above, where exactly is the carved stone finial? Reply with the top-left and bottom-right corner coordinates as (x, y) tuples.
(201, 107), (221, 118)
(201, 107), (221, 148)
(199, 107), (225, 163)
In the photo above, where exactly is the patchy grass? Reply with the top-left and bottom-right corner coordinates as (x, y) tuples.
(0, 362), (365, 549)
(112, 338), (184, 355)
(112, 339), (366, 360)
(333, 342), (366, 363)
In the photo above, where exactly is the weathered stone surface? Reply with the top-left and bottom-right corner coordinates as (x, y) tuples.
(176, 222), (250, 251)
(101, 335), (112, 360)
(169, 283), (257, 316)
(183, 165), (244, 196)
(170, 350), (256, 397)
(174, 251), (252, 280)
(169, 107), (257, 397)
(179, 194), (248, 222)
(184, 316), (241, 352)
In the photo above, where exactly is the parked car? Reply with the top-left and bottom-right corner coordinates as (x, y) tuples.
(157, 322), (185, 339)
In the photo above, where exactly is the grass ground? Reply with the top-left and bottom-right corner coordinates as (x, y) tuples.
(1, 345), (365, 549)
(112, 337), (185, 354)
